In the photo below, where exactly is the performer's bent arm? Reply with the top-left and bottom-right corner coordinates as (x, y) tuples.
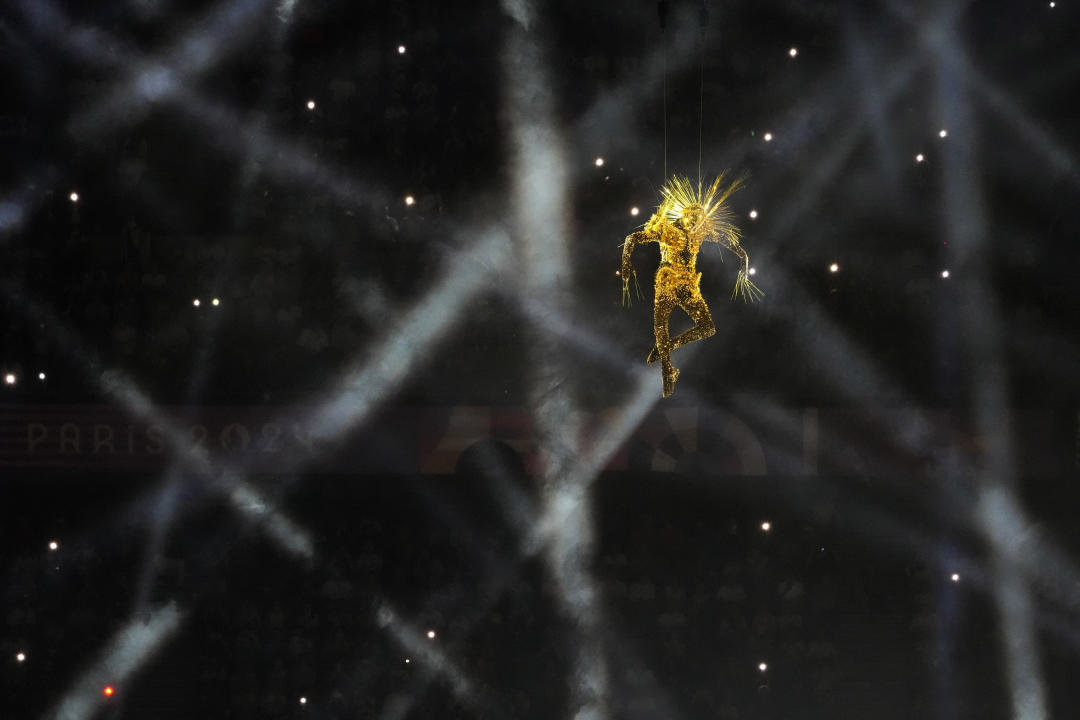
(723, 237), (751, 276)
(620, 230), (654, 306)
(621, 230), (652, 277)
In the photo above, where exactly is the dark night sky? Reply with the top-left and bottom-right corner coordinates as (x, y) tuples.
(1, 1), (1080, 719)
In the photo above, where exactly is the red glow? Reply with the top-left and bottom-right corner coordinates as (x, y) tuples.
(103, 686), (115, 697)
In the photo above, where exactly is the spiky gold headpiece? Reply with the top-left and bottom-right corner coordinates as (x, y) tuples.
(656, 173), (744, 245)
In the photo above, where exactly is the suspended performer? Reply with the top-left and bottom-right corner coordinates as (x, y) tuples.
(620, 174), (762, 398)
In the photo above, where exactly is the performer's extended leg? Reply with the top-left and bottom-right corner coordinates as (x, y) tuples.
(653, 294), (680, 398)
(647, 292), (716, 365)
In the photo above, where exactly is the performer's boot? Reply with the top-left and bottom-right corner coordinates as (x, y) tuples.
(661, 362), (679, 398)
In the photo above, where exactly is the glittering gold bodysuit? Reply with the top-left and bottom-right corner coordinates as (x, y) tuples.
(621, 175), (762, 397)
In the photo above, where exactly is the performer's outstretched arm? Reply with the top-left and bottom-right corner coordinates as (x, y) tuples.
(620, 230), (653, 306)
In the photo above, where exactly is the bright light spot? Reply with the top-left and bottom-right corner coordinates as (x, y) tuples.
(299, 697), (307, 705)
(951, 573), (960, 582)
(211, 298), (220, 306)
(763, 133), (773, 142)
(758, 662), (768, 672)
(916, 153), (925, 163)
(594, 157), (605, 167)
(4, 373), (14, 385)
(404, 658), (411, 664)
(749, 209), (758, 219)
(192, 298), (201, 307)
(789, 47), (798, 58)
(69, 192), (79, 203)
(16, 653), (25, 662)
(1049, 1), (1055, 6)
(398, 45), (407, 54)
(630, 206), (640, 216)
(49, 541), (58, 551)
(761, 521), (771, 531)
(38, 372), (46, 380)
(942, 269), (950, 278)
(306, 100), (316, 110)
(103, 686), (115, 697)
(404, 195), (415, 206)
(939, 129), (948, 138)
(829, 263), (839, 273)
(748, 267), (756, 276)
(426, 630), (436, 639)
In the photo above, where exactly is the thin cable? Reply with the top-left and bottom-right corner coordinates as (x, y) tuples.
(697, 27), (704, 186)
(659, 0), (669, 182)
(663, 35), (668, 181)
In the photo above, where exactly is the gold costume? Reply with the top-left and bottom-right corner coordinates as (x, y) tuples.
(621, 174), (762, 397)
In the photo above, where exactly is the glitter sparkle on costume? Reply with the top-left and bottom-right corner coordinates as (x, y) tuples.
(620, 174), (761, 398)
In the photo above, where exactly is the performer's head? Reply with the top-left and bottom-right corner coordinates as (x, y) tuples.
(678, 204), (705, 231)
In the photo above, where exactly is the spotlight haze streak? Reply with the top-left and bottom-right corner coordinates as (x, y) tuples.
(44, 603), (183, 720)
(933, 23), (1049, 719)
(374, 603), (475, 710)
(307, 229), (508, 443)
(502, 2), (608, 717)
(0, 283), (315, 560)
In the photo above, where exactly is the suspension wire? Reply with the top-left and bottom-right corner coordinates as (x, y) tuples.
(658, 1), (669, 182)
(663, 39), (668, 181)
(697, 32), (703, 186)
(698, 1), (708, 187)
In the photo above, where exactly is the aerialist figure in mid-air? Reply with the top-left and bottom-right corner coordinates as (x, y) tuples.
(621, 174), (762, 398)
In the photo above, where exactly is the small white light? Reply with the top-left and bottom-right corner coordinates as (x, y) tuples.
(939, 129), (947, 138)
(761, 521), (771, 531)
(916, 153), (925, 163)
(763, 133), (773, 142)
(1049, 1), (1055, 7)
(758, 662), (768, 672)
(595, 157), (605, 167)
(405, 658), (411, 664)
(4, 373), (15, 385)
(299, 696), (307, 705)
(950, 573), (960, 582)
(829, 263), (839, 273)
(427, 630), (436, 639)
(404, 195), (415, 206)
(941, 269), (950, 278)
(16, 653), (25, 663)
(789, 47), (798, 58)
(748, 267), (757, 276)
(38, 372), (46, 380)
(193, 298), (201, 307)
(212, 298), (220, 306)
(748, 209), (758, 219)
(49, 541), (58, 551)
(306, 100), (315, 110)
(630, 206), (640, 216)
(69, 192), (79, 203)
(398, 45), (407, 54)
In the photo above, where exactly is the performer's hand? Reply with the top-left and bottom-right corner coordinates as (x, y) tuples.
(732, 269), (764, 303)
